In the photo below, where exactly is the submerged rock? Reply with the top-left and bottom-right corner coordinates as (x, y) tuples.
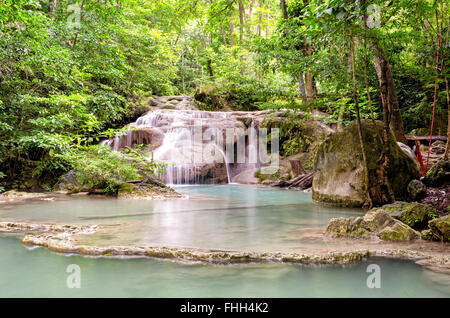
(428, 215), (450, 242)
(312, 120), (421, 207)
(325, 209), (420, 241)
(407, 179), (427, 201)
(380, 201), (439, 230)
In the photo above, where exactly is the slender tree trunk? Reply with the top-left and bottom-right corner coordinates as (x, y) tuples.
(248, 0), (256, 34)
(48, 0), (58, 16)
(220, 24), (227, 45)
(298, 73), (307, 104)
(229, 7), (235, 47)
(238, 0), (245, 45)
(257, 0), (263, 37)
(444, 76), (450, 159)
(281, 0), (288, 20)
(350, 34), (372, 208)
(305, 43), (314, 100)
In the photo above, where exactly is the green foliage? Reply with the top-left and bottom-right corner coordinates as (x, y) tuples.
(0, 0), (179, 188)
(59, 145), (166, 194)
(0, 172), (5, 193)
(0, 0), (448, 190)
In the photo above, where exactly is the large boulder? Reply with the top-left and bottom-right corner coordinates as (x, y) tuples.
(312, 120), (421, 207)
(325, 209), (420, 241)
(379, 201), (439, 230)
(428, 215), (450, 242)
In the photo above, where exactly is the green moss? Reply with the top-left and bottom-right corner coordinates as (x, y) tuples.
(428, 215), (450, 242)
(421, 229), (433, 240)
(382, 202), (439, 229)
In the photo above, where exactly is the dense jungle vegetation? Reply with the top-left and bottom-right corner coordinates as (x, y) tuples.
(0, 0), (448, 192)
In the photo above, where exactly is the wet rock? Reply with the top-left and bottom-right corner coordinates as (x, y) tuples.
(325, 209), (420, 241)
(428, 215), (450, 242)
(407, 179), (427, 201)
(117, 175), (181, 199)
(109, 127), (164, 152)
(312, 120), (421, 207)
(380, 201), (439, 230)
(423, 159), (450, 188)
(56, 170), (91, 193)
(0, 190), (51, 203)
(232, 169), (259, 184)
(420, 186), (450, 213)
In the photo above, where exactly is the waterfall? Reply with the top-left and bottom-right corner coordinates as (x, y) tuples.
(106, 96), (270, 185)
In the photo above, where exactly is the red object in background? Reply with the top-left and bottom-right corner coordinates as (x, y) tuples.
(415, 140), (426, 176)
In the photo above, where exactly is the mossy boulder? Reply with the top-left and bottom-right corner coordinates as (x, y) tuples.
(423, 159), (450, 188)
(380, 201), (439, 230)
(325, 209), (420, 241)
(428, 215), (450, 242)
(407, 179), (427, 201)
(312, 120), (421, 207)
(117, 175), (181, 198)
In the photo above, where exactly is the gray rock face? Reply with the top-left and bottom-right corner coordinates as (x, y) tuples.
(312, 120), (421, 207)
(232, 168), (259, 184)
(407, 179), (427, 201)
(325, 209), (420, 241)
(56, 170), (90, 193)
(109, 127), (164, 152)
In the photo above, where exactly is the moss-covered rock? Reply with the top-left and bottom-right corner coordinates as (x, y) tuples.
(428, 215), (450, 242)
(380, 201), (439, 230)
(407, 179), (427, 201)
(421, 229), (434, 241)
(312, 120), (421, 207)
(423, 159), (450, 188)
(325, 209), (420, 241)
(117, 176), (181, 199)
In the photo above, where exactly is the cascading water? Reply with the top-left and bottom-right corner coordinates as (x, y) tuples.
(106, 96), (272, 185)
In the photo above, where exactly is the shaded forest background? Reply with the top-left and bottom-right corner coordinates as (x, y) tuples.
(0, 0), (448, 191)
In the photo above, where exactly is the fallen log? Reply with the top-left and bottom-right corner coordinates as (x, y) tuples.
(270, 172), (313, 189)
(288, 172), (313, 189)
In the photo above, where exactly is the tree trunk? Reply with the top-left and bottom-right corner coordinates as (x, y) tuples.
(298, 73), (307, 104)
(220, 24), (227, 45)
(281, 0), (288, 20)
(350, 34), (372, 208)
(444, 76), (450, 159)
(304, 43), (314, 100)
(229, 4), (235, 47)
(371, 44), (407, 143)
(48, 0), (58, 16)
(238, 0), (245, 44)
(373, 49), (396, 204)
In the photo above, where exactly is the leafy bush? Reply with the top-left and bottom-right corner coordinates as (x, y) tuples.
(59, 145), (166, 194)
